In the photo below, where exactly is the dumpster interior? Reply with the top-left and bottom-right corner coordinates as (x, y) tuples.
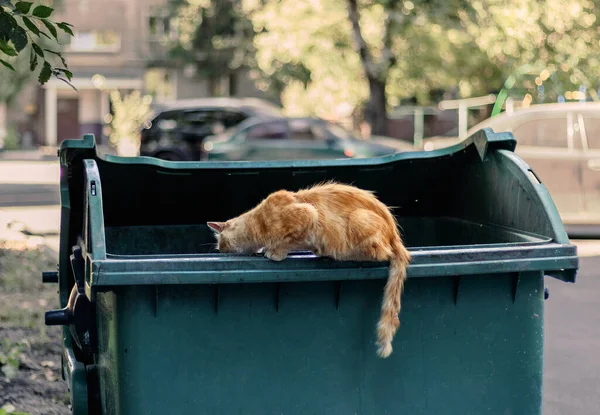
(72, 140), (557, 257)
(103, 218), (550, 256)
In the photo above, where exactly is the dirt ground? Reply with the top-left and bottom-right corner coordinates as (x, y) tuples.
(0, 241), (70, 415)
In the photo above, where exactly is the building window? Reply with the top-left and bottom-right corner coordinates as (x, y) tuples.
(148, 11), (177, 42)
(66, 31), (121, 53)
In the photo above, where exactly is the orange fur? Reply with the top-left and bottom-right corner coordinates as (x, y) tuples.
(207, 182), (411, 358)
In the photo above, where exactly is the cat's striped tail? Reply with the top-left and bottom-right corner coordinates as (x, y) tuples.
(376, 241), (411, 358)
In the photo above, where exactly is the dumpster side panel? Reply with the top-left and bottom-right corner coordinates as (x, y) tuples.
(455, 150), (569, 244)
(93, 271), (544, 415)
(95, 291), (122, 415)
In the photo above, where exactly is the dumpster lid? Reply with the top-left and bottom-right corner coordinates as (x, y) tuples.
(57, 128), (578, 290)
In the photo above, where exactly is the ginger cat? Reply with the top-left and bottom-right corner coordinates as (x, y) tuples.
(207, 182), (411, 358)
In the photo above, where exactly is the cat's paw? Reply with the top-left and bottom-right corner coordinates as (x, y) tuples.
(264, 249), (288, 261)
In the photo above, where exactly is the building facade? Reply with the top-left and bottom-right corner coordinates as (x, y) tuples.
(30, 0), (268, 147)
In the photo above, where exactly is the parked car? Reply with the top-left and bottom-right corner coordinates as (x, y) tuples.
(201, 117), (400, 161)
(422, 102), (600, 228)
(139, 97), (282, 161)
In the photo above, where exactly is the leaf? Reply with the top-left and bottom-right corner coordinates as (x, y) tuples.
(9, 25), (27, 51)
(21, 16), (39, 36)
(44, 49), (66, 67)
(53, 74), (77, 91)
(0, 11), (16, 39)
(29, 49), (37, 71)
(41, 19), (57, 39)
(0, 58), (15, 70)
(31, 42), (43, 56)
(32, 5), (53, 18)
(38, 60), (51, 84)
(0, 39), (17, 56)
(55, 67), (72, 80)
(56, 22), (73, 36)
(39, 30), (51, 40)
(15, 1), (33, 14)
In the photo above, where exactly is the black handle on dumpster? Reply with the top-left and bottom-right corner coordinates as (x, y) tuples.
(45, 308), (71, 325)
(42, 271), (59, 283)
(44, 248), (96, 359)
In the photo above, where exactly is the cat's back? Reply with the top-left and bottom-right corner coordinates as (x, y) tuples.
(297, 183), (391, 217)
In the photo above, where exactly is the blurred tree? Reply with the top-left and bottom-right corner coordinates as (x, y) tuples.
(0, 0), (73, 145)
(169, 0), (600, 132)
(0, 0), (73, 84)
(108, 90), (153, 157)
(247, 0), (500, 133)
(168, 0), (259, 96)
(346, 0), (395, 134)
(459, 0), (600, 103)
(248, 0), (364, 122)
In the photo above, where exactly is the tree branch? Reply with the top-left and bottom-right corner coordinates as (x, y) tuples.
(380, 8), (397, 70)
(347, 0), (377, 78)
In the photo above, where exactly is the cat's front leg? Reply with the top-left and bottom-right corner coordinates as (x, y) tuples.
(264, 248), (289, 261)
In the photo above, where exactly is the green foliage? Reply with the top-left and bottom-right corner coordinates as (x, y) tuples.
(168, 0), (257, 84)
(459, 0), (600, 103)
(0, 406), (31, 415)
(0, 0), (73, 87)
(0, 46), (31, 104)
(108, 90), (153, 156)
(245, 0), (600, 122)
(2, 125), (19, 149)
(0, 338), (26, 380)
(164, 0), (600, 122)
(31, 4), (52, 18)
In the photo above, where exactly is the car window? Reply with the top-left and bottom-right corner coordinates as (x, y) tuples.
(180, 110), (233, 135)
(512, 117), (568, 148)
(220, 111), (247, 129)
(154, 111), (179, 131)
(247, 121), (288, 140)
(582, 116), (600, 150)
(180, 110), (216, 127)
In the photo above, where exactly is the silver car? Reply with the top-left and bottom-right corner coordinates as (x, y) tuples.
(424, 102), (600, 230)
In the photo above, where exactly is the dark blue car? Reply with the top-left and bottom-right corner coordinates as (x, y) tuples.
(202, 117), (399, 161)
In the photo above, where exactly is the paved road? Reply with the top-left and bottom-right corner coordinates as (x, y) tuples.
(0, 183), (60, 207)
(0, 160), (60, 207)
(544, 256), (600, 415)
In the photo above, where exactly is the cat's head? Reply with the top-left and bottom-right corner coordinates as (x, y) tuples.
(207, 219), (259, 254)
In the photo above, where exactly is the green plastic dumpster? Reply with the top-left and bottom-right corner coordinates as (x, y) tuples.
(44, 128), (578, 415)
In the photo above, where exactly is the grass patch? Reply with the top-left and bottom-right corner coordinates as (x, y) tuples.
(0, 241), (59, 330)
(0, 241), (57, 293)
(0, 241), (69, 414)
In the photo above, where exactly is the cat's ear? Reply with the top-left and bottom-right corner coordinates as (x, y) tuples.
(207, 222), (225, 233)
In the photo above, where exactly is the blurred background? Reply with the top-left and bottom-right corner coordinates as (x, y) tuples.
(1, 1), (600, 414)
(1, 0), (600, 229)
